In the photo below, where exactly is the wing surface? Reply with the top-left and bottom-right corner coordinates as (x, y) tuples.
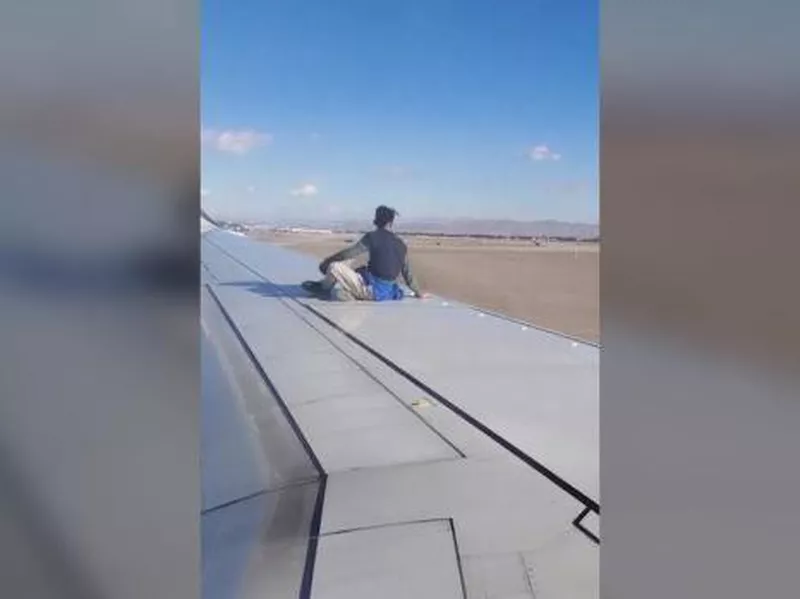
(201, 227), (599, 599)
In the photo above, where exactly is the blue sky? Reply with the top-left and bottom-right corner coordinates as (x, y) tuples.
(202, 0), (597, 223)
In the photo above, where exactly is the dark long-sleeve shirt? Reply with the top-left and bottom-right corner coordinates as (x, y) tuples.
(322, 229), (422, 296)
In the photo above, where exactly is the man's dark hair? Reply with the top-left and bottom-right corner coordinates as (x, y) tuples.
(373, 205), (397, 229)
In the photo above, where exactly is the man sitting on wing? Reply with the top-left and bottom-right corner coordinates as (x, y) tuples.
(302, 205), (429, 301)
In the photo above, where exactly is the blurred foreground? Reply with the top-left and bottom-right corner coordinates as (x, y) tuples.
(0, 2), (198, 598)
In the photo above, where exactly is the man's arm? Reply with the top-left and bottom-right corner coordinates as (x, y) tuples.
(401, 255), (427, 298)
(319, 236), (368, 273)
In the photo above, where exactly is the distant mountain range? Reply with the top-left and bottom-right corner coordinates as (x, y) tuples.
(249, 217), (599, 240)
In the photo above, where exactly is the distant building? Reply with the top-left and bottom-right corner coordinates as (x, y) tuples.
(275, 227), (333, 235)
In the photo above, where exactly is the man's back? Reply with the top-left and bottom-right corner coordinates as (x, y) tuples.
(362, 228), (407, 281)
(307, 205), (425, 300)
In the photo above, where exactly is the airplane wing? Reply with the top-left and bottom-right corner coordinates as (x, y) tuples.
(201, 218), (599, 599)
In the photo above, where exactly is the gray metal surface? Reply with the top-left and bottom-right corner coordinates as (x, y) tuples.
(313, 520), (465, 599)
(201, 278), (324, 598)
(201, 330), (270, 510)
(201, 287), (320, 510)
(201, 229), (599, 599)
(320, 455), (588, 553)
(202, 482), (320, 599)
(203, 243), (461, 473)
(310, 300), (598, 500)
(207, 231), (598, 502)
(522, 529), (599, 599)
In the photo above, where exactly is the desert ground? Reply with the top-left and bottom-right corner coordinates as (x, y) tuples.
(251, 230), (599, 343)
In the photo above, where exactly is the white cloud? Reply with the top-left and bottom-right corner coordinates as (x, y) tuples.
(201, 188), (211, 197)
(290, 183), (318, 197)
(202, 128), (272, 155)
(527, 144), (562, 162)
